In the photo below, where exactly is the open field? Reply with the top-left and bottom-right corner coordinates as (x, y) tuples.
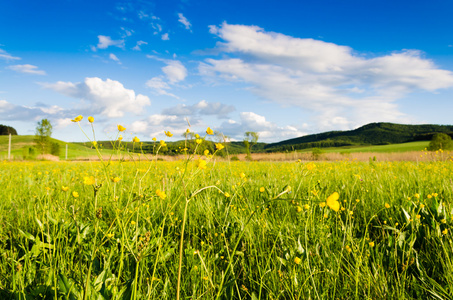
(1, 154), (453, 299)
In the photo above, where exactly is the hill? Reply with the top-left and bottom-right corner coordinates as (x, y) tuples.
(264, 122), (453, 152)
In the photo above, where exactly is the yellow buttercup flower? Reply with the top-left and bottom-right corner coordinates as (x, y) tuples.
(88, 116), (94, 123)
(204, 149), (210, 156)
(196, 139), (202, 144)
(259, 187), (265, 193)
(156, 189), (167, 200)
(71, 115), (83, 122)
(152, 137), (157, 141)
(326, 192), (340, 212)
(206, 127), (214, 135)
(83, 176), (95, 185)
(369, 241), (375, 247)
(294, 257), (301, 264)
(224, 192), (230, 198)
(72, 191), (79, 198)
(385, 203), (390, 208)
(111, 177), (121, 183)
(296, 206), (302, 212)
(118, 135), (123, 141)
(117, 124), (126, 132)
(133, 136), (140, 143)
(61, 186), (69, 192)
(164, 131), (173, 137)
(215, 143), (224, 151)
(160, 140), (167, 147)
(196, 159), (207, 170)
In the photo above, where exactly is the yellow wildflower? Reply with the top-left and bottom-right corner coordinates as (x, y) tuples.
(196, 138), (202, 144)
(112, 177), (121, 183)
(385, 203), (390, 208)
(152, 137), (157, 141)
(442, 228), (448, 235)
(224, 192), (230, 198)
(133, 136), (140, 143)
(204, 149), (210, 156)
(206, 127), (214, 135)
(369, 241), (375, 247)
(61, 186), (69, 192)
(156, 189), (167, 200)
(294, 257), (301, 264)
(160, 140), (167, 147)
(71, 115), (83, 122)
(304, 204), (310, 210)
(296, 206), (303, 212)
(118, 135), (123, 141)
(259, 187), (265, 193)
(117, 124), (126, 132)
(72, 191), (79, 198)
(83, 176), (95, 185)
(326, 192), (340, 212)
(196, 159), (207, 170)
(215, 143), (224, 150)
(164, 131), (173, 137)
(88, 116), (94, 123)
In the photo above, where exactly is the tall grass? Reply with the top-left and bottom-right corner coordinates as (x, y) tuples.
(1, 121), (453, 299)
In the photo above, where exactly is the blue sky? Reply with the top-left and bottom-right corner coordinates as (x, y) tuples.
(1, 0), (453, 143)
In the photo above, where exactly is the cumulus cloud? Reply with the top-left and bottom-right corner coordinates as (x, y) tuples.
(178, 13), (192, 30)
(0, 49), (21, 61)
(202, 23), (453, 131)
(0, 99), (67, 121)
(219, 112), (305, 142)
(7, 64), (46, 75)
(42, 77), (151, 118)
(97, 35), (125, 49)
(162, 60), (187, 83)
(146, 57), (188, 97)
(161, 100), (235, 118)
(161, 33), (170, 41)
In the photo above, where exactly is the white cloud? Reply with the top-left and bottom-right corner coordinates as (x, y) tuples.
(109, 53), (121, 64)
(130, 120), (148, 133)
(132, 40), (148, 51)
(178, 13), (192, 30)
(161, 100), (235, 118)
(43, 77), (151, 118)
(219, 111), (305, 142)
(202, 23), (453, 131)
(97, 35), (125, 49)
(0, 49), (21, 61)
(146, 77), (179, 98)
(7, 64), (46, 75)
(161, 33), (169, 41)
(162, 60), (187, 83)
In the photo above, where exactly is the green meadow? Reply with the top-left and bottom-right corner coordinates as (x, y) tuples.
(1, 153), (453, 299)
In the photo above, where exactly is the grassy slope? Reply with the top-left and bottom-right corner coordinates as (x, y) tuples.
(0, 135), (120, 160)
(301, 141), (430, 154)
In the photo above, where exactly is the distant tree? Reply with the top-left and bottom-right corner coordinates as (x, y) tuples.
(428, 133), (453, 151)
(243, 131), (259, 159)
(0, 125), (18, 135)
(35, 119), (53, 154)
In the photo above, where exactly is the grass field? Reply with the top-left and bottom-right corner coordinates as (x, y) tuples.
(1, 149), (453, 298)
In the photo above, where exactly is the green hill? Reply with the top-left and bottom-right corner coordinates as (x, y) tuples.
(264, 122), (453, 152)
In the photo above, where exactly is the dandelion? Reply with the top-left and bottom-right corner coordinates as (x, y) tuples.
(294, 257), (301, 264)
(133, 136), (140, 143)
(259, 187), (265, 193)
(164, 131), (173, 137)
(156, 189), (166, 200)
(61, 186), (69, 192)
(117, 124), (126, 132)
(206, 127), (214, 135)
(71, 115), (83, 122)
(326, 192), (340, 212)
(88, 116), (94, 123)
(215, 143), (224, 151)
(72, 191), (79, 198)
